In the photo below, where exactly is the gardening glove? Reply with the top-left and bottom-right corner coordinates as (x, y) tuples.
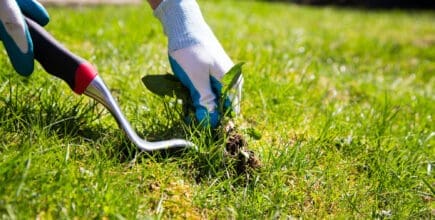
(154, 0), (243, 128)
(0, 0), (49, 76)
(169, 44), (243, 128)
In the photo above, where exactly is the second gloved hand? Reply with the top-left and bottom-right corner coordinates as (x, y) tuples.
(0, 0), (49, 75)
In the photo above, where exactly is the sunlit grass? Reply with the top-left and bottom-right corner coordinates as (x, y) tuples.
(0, 1), (434, 218)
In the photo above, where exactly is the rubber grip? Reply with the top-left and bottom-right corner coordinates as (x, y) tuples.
(25, 17), (97, 94)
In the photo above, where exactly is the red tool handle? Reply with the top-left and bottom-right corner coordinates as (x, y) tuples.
(25, 17), (97, 94)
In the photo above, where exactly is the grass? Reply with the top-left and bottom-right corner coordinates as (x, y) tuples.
(1, 0), (434, 218)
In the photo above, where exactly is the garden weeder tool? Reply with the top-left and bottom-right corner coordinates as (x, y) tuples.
(25, 17), (196, 151)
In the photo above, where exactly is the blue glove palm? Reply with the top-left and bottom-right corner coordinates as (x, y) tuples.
(0, 0), (49, 76)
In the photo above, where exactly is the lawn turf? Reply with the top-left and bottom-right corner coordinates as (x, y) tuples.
(0, 1), (434, 218)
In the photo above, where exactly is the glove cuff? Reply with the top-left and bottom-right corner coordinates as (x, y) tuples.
(153, 0), (214, 52)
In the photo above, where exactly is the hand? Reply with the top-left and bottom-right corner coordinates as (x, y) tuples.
(169, 43), (243, 128)
(0, 0), (49, 76)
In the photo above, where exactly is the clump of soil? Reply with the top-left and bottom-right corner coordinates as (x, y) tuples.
(225, 132), (246, 156)
(224, 121), (261, 174)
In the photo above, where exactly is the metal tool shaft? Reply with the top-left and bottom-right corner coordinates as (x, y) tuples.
(84, 76), (196, 151)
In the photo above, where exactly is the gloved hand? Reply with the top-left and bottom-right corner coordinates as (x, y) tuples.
(169, 43), (243, 128)
(153, 0), (243, 128)
(0, 0), (49, 76)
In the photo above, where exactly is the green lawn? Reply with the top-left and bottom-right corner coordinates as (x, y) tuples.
(1, 1), (434, 218)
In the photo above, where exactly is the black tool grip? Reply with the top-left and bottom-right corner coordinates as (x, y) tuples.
(25, 17), (97, 94)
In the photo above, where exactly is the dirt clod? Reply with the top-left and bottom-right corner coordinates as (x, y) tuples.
(225, 128), (261, 174)
(225, 132), (247, 156)
(247, 150), (261, 169)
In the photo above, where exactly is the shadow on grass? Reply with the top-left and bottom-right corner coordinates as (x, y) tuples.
(0, 80), (194, 162)
(0, 89), (100, 139)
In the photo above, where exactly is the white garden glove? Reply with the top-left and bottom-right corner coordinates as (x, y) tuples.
(0, 0), (49, 75)
(154, 0), (243, 128)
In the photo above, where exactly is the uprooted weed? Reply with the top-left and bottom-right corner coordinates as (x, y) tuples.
(141, 62), (262, 179)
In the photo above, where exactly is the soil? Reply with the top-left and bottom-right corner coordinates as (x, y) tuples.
(225, 130), (261, 174)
